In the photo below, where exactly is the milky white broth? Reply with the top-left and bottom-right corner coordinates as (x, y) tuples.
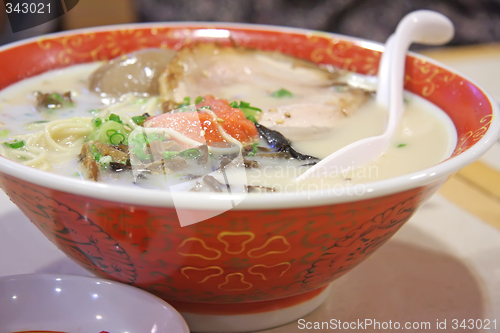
(0, 62), (456, 192)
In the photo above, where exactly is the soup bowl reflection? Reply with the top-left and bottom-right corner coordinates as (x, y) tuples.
(0, 23), (498, 331)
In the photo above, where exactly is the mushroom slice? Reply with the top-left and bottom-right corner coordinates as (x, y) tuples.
(90, 48), (176, 98)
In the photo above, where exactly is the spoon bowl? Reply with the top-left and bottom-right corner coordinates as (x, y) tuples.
(297, 10), (454, 180)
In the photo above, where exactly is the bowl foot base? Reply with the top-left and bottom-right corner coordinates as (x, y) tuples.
(172, 285), (331, 332)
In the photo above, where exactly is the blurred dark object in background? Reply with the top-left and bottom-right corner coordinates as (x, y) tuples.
(0, 0), (499, 47)
(0, 0), (62, 45)
(136, 0), (500, 48)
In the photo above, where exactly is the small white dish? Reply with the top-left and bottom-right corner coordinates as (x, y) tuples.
(0, 274), (189, 333)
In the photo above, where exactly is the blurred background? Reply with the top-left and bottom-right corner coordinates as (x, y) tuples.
(1, 0), (500, 48)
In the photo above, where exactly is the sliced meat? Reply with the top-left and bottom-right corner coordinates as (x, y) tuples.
(158, 43), (371, 141)
(79, 142), (100, 181)
(93, 141), (129, 163)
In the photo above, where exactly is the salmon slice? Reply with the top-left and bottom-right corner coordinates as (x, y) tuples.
(144, 95), (258, 144)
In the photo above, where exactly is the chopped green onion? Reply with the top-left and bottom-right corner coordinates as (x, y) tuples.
(49, 93), (65, 103)
(109, 133), (125, 145)
(246, 115), (257, 123)
(163, 151), (180, 159)
(248, 143), (259, 156)
(132, 145), (152, 161)
(147, 133), (164, 142)
(106, 129), (117, 137)
(230, 101), (262, 123)
(90, 144), (101, 162)
(397, 143), (407, 148)
(92, 117), (102, 127)
(99, 155), (112, 166)
(195, 96), (204, 104)
(177, 97), (191, 108)
(134, 98), (147, 105)
(0, 129), (10, 137)
(108, 114), (122, 124)
(271, 88), (293, 98)
(180, 148), (200, 159)
(132, 115), (147, 126)
(333, 85), (349, 92)
(3, 140), (25, 149)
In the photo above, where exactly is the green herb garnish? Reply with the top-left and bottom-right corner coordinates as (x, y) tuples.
(229, 101), (262, 123)
(109, 133), (126, 145)
(271, 88), (293, 98)
(92, 117), (102, 127)
(134, 98), (147, 105)
(248, 142), (259, 156)
(163, 151), (180, 159)
(180, 148), (200, 159)
(333, 85), (349, 92)
(0, 129), (10, 137)
(147, 133), (165, 142)
(132, 115), (147, 126)
(87, 117), (130, 145)
(132, 144), (152, 162)
(36, 91), (74, 109)
(49, 93), (64, 103)
(3, 139), (25, 149)
(195, 96), (204, 104)
(108, 114), (122, 124)
(397, 143), (407, 148)
(90, 144), (101, 162)
(177, 97), (191, 108)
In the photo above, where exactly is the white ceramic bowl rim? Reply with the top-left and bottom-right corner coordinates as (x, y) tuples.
(0, 22), (498, 210)
(0, 273), (190, 332)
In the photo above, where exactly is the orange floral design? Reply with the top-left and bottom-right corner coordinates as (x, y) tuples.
(248, 263), (291, 280)
(405, 58), (456, 97)
(37, 33), (103, 65)
(217, 231), (255, 254)
(247, 236), (291, 258)
(454, 115), (494, 155)
(181, 266), (224, 283)
(36, 29), (152, 65)
(177, 238), (221, 260)
(309, 38), (379, 75)
(178, 232), (292, 291)
(218, 273), (253, 291)
(104, 30), (148, 57)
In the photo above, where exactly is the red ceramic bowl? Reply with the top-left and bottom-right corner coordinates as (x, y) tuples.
(0, 23), (498, 332)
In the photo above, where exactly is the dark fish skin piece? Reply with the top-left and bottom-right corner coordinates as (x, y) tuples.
(255, 123), (319, 163)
